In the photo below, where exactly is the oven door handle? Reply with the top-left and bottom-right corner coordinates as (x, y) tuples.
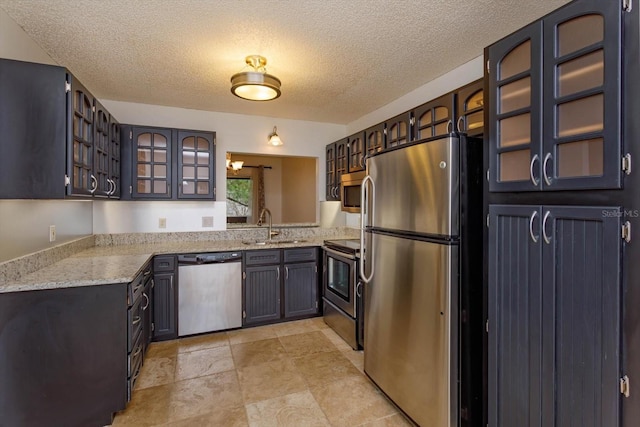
(323, 247), (356, 261)
(360, 174), (374, 284)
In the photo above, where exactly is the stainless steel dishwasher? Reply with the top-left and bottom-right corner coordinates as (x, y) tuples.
(177, 252), (242, 336)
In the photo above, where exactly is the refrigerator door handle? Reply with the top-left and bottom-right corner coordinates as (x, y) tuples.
(360, 174), (375, 283)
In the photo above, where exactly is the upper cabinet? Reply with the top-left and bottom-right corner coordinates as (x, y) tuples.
(69, 77), (96, 196)
(413, 93), (454, 142)
(365, 123), (385, 157)
(456, 79), (484, 137)
(487, 0), (622, 192)
(177, 131), (215, 199)
(0, 59), (120, 199)
(121, 126), (216, 200)
(348, 131), (365, 172)
(325, 137), (348, 201)
(385, 112), (412, 149)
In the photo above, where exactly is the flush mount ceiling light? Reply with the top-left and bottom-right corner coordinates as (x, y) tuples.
(230, 55), (281, 101)
(268, 126), (283, 146)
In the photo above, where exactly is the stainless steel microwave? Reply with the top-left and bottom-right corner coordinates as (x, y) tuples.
(340, 171), (366, 213)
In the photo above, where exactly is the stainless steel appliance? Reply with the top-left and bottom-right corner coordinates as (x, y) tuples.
(322, 239), (364, 350)
(177, 252), (243, 336)
(340, 171), (366, 213)
(361, 135), (483, 426)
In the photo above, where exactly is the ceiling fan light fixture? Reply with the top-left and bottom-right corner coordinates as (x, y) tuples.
(231, 55), (281, 101)
(268, 126), (283, 146)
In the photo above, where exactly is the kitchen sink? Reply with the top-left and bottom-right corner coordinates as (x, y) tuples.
(242, 239), (307, 245)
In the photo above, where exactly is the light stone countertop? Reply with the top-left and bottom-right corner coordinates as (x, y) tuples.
(0, 235), (351, 294)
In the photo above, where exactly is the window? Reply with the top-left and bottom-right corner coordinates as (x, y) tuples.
(226, 177), (253, 223)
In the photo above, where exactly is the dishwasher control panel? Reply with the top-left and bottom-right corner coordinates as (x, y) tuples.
(178, 252), (242, 264)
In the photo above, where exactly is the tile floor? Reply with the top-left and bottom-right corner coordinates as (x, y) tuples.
(111, 317), (413, 427)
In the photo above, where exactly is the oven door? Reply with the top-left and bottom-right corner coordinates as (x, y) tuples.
(323, 247), (357, 317)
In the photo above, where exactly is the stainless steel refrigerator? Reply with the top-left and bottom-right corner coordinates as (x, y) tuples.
(360, 134), (483, 427)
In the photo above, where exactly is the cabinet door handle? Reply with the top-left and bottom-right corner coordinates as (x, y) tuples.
(542, 211), (552, 244)
(285, 266), (289, 280)
(529, 154), (540, 186)
(446, 119), (453, 134)
(89, 174), (97, 194)
(528, 211), (539, 243)
(276, 267), (280, 281)
(142, 292), (150, 310)
(456, 116), (464, 133)
(543, 153), (553, 186)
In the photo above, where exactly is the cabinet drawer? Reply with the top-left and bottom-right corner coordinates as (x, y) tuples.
(128, 262), (151, 306)
(154, 255), (176, 272)
(245, 250), (281, 266)
(284, 247), (317, 263)
(128, 295), (144, 352)
(127, 329), (144, 378)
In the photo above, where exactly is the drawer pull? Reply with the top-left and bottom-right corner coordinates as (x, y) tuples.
(132, 316), (141, 326)
(142, 293), (150, 310)
(132, 345), (142, 358)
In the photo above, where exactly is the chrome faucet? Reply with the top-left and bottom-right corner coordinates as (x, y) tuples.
(258, 208), (276, 241)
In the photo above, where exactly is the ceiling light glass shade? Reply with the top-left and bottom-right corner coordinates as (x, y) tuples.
(230, 55), (281, 101)
(268, 126), (283, 146)
(231, 160), (244, 171)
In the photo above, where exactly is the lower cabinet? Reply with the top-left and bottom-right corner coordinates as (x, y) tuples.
(152, 255), (178, 341)
(243, 248), (320, 326)
(244, 263), (281, 325)
(0, 284), (128, 427)
(488, 205), (622, 427)
(283, 261), (318, 318)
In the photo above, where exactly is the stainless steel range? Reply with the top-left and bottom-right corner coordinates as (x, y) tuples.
(322, 238), (363, 350)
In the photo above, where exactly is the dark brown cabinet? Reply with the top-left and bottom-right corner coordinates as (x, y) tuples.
(0, 58), (120, 199)
(412, 93), (454, 142)
(121, 126), (216, 200)
(0, 284), (128, 426)
(325, 138), (348, 201)
(456, 79), (484, 137)
(488, 204), (622, 427)
(487, 0), (622, 192)
(385, 111), (411, 149)
(348, 131), (365, 172)
(365, 123), (385, 156)
(152, 255), (178, 341)
(243, 248), (320, 326)
(283, 250), (319, 318)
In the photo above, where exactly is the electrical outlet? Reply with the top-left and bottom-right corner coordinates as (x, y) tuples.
(49, 225), (56, 242)
(202, 216), (214, 228)
(158, 218), (167, 229)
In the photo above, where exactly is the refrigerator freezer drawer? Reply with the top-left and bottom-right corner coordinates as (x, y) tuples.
(367, 136), (459, 237)
(364, 231), (458, 427)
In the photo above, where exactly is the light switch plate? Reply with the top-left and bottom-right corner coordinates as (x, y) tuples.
(158, 218), (167, 229)
(49, 225), (56, 242)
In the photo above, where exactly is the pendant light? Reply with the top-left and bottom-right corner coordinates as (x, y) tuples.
(230, 55), (281, 101)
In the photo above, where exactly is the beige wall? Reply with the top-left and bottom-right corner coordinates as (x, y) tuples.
(281, 157), (317, 223)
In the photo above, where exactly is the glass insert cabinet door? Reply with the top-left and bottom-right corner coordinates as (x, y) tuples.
(489, 0), (622, 192)
(132, 127), (172, 198)
(488, 21), (543, 192)
(541, 0), (622, 191)
(177, 131), (215, 199)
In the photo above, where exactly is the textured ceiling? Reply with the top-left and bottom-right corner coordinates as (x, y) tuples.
(0, 0), (571, 124)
